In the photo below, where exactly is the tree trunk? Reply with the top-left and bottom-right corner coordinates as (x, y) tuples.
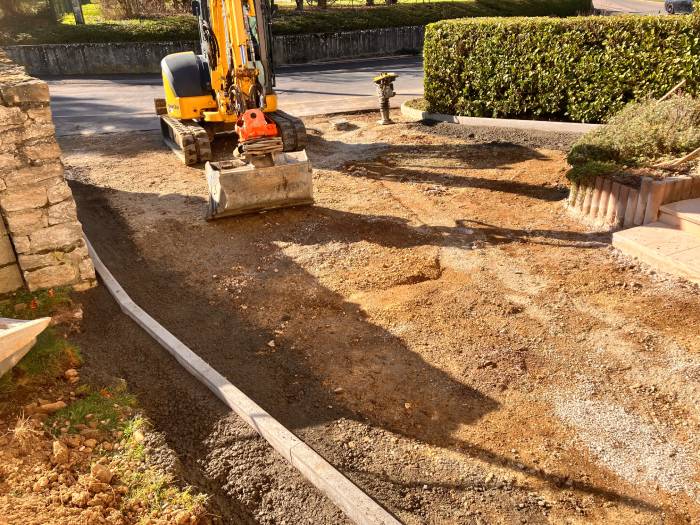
(317, 0), (327, 8)
(295, 0), (303, 10)
(365, 0), (374, 5)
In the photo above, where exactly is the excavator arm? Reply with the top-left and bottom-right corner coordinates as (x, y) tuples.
(156, 0), (312, 218)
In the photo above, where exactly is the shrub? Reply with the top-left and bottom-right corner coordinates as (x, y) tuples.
(424, 15), (700, 123)
(568, 94), (700, 166)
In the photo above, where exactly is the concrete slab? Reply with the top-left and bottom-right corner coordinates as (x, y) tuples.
(613, 222), (700, 284)
(659, 198), (700, 237)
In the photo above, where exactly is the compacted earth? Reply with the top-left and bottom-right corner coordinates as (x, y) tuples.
(58, 111), (700, 524)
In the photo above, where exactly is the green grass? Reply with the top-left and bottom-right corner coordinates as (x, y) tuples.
(14, 329), (82, 377)
(47, 386), (136, 434)
(0, 287), (72, 320)
(0, 0), (592, 44)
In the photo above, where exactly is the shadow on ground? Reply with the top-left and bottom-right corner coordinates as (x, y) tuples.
(70, 179), (655, 519)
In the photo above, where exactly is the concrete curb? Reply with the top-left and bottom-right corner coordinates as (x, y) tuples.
(400, 101), (600, 134)
(85, 238), (401, 525)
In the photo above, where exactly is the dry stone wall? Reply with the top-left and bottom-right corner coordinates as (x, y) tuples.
(0, 51), (95, 294)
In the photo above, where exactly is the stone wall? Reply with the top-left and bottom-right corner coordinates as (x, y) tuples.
(2, 26), (425, 76)
(0, 52), (95, 294)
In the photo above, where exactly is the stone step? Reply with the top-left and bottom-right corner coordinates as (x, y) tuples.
(612, 222), (700, 284)
(659, 198), (700, 237)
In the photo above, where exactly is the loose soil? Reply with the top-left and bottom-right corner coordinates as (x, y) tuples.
(59, 111), (700, 524)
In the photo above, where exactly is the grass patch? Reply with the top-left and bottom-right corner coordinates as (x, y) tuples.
(47, 386), (136, 434)
(1, 0), (591, 44)
(0, 287), (72, 320)
(13, 328), (82, 378)
(404, 97), (429, 111)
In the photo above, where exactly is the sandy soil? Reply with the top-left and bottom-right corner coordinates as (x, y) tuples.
(60, 111), (700, 524)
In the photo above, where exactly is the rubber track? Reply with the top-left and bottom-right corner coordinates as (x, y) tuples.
(269, 111), (307, 153)
(160, 116), (212, 165)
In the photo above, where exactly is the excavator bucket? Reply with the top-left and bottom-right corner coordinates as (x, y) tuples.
(205, 150), (313, 220)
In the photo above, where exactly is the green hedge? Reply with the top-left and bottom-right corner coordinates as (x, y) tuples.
(424, 15), (700, 123)
(1, 0), (592, 45)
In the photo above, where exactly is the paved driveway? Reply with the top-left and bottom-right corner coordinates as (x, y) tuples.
(47, 56), (423, 136)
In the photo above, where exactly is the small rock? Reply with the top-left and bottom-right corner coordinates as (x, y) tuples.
(80, 428), (100, 439)
(71, 490), (90, 507)
(84, 438), (97, 448)
(64, 369), (79, 381)
(87, 479), (112, 493)
(485, 473), (495, 483)
(333, 387), (344, 394)
(63, 434), (81, 448)
(37, 401), (67, 414)
(91, 464), (113, 484)
(33, 476), (50, 492)
(175, 511), (192, 525)
(267, 340), (276, 348)
(132, 429), (145, 443)
(52, 440), (69, 465)
(100, 441), (113, 451)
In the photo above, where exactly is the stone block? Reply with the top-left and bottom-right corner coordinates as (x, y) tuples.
(5, 208), (47, 235)
(73, 280), (96, 292)
(0, 263), (23, 294)
(48, 199), (77, 226)
(27, 106), (52, 123)
(24, 263), (77, 291)
(3, 162), (63, 188)
(29, 222), (83, 253)
(78, 257), (95, 280)
(47, 181), (73, 204)
(0, 153), (20, 171)
(21, 140), (61, 162)
(0, 128), (22, 149)
(18, 250), (65, 271)
(21, 121), (55, 143)
(0, 79), (50, 105)
(13, 235), (30, 254)
(0, 185), (47, 212)
(0, 105), (27, 129)
(0, 234), (17, 266)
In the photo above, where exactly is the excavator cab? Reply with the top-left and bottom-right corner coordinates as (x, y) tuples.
(154, 0), (313, 219)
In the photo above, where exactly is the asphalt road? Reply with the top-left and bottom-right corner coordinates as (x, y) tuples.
(47, 55), (423, 136)
(592, 0), (666, 13)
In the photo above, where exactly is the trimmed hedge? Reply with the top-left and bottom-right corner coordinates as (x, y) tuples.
(424, 15), (700, 123)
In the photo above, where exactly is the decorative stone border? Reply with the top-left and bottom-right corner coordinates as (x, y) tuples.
(567, 175), (700, 230)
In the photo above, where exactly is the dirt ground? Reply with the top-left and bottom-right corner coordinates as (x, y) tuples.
(59, 110), (700, 524)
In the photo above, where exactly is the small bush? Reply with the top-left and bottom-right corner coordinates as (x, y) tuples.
(424, 15), (700, 123)
(568, 94), (700, 167)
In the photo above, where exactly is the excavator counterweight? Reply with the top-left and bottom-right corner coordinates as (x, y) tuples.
(155, 0), (312, 219)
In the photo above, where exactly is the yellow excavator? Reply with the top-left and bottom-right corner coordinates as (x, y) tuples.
(154, 0), (312, 219)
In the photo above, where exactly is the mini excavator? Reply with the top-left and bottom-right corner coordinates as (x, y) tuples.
(154, 0), (312, 219)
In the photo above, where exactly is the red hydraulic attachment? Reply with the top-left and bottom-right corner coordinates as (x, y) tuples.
(236, 109), (279, 142)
